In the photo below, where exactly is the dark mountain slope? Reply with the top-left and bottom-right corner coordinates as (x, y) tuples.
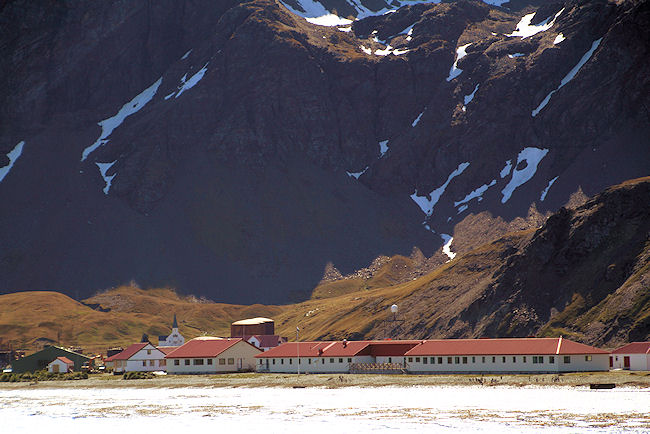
(0, 0), (647, 303)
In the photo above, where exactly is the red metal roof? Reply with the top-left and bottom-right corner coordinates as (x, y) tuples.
(157, 346), (179, 355)
(55, 356), (74, 365)
(256, 340), (420, 358)
(246, 335), (286, 348)
(255, 342), (334, 358)
(369, 341), (421, 357)
(611, 342), (650, 354)
(405, 338), (608, 356)
(104, 343), (148, 362)
(165, 338), (253, 358)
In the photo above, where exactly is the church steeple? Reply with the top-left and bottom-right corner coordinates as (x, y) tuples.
(172, 313), (178, 329)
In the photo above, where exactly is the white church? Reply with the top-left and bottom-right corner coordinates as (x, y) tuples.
(158, 314), (185, 347)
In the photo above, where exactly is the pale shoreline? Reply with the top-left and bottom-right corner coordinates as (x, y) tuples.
(1, 370), (648, 390)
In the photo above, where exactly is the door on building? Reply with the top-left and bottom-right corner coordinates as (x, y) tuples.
(52, 364), (60, 373)
(237, 358), (243, 370)
(609, 356), (613, 368)
(624, 356), (630, 369)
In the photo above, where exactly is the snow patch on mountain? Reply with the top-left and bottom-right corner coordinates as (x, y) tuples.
(346, 167), (368, 179)
(175, 63), (209, 99)
(359, 45), (372, 55)
(455, 179), (496, 210)
(411, 162), (470, 215)
(181, 49), (192, 60)
(500, 160), (512, 178)
(412, 111), (424, 127)
(501, 147), (549, 203)
(540, 176), (559, 201)
(0, 141), (25, 183)
(508, 53), (525, 58)
(379, 140), (389, 156)
(532, 38), (602, 117)
(338, 27), (352, 32)
(553, 33), (566, 45)
(446, 43), (471, 81)
(440, 233), (456, 261)
(507, 8), (564, 39)
(81, 78), (162, 161)
(463, 84), (479, 111)
(96, 161), (117, 195)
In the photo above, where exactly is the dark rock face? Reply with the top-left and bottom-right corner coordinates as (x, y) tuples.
(0, 0), (648, 303)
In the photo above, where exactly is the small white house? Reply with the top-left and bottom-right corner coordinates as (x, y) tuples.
(105, 342), (170, 373)
(47, 356), (74, 373)
(610, 342), (650, 371)
(165, 337), (262, 374)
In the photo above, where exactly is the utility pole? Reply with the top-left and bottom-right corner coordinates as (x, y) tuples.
(296, 326), (300, 375)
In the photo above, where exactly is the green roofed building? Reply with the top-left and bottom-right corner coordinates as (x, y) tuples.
(11, 345), (90, 373)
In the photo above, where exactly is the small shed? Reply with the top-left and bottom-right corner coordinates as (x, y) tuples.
(47, 356), (74, 373)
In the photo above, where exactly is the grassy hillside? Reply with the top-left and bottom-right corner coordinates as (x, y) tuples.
(2, 178), (648, 355)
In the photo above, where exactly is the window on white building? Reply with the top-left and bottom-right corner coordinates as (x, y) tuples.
(549, 356), (555, 363)
(219, 358), (226, 365)
(423, 358), (428, 364)
(347, 358), (352, 363)
(563, 356), (571, 364)
(142, 361), (146, 367)
(228, 358), (234, 365)
(415, 357), (420, 363)
(207, 359), (213, 365)
(147, 349), (151, 355)
(330, 358), (335, 363)
(339, 358), (343, 363)
(193, 359), (204, 365)
(149, 360), (155, 366)
(184, 359), (190, 366)
(438, 357), (443, 364)
(585, 355), (592, 361)
(174, 360), (179, 366)
(512, 357), (516, 363)
(455, 357), (460, 364)
(462, 357), (467, 364)
(447, 357), (452, 364)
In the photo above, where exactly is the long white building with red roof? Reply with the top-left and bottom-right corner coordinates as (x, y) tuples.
(255, 337), (610, 374)
(405, 337), (609, 373)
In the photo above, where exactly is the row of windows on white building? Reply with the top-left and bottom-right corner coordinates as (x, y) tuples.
(259, 355), (594, 365)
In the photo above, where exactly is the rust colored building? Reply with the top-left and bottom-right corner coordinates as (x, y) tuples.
(231, 318), (275, 337)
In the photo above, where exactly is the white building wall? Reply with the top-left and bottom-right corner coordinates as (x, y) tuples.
(124, 346), (168, 372)
(611, 354), (650, 371)
(256, 355), (374, 373)
(376, 356), (406, 365)
(167, 342), (261, 374)
(47, 359), (71, 373)
(407, 354), (608, 374)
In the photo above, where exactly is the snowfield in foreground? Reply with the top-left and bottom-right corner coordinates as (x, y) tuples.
(1, 385), (648, 432)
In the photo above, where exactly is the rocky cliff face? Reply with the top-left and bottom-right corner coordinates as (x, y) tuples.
(0, 0), (648, 303)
